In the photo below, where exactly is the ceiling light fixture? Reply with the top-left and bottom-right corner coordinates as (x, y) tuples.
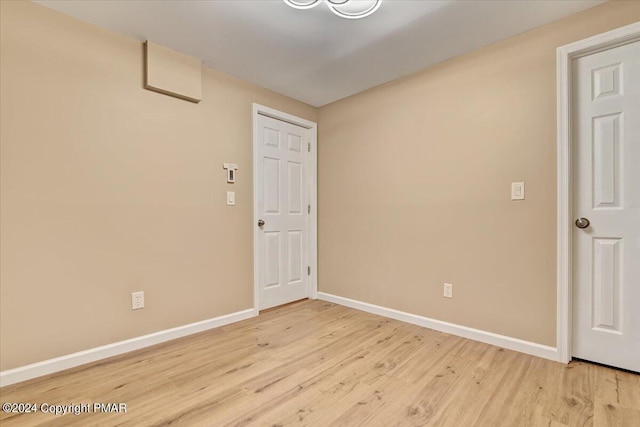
(283, 0), (322, 10)
(284, 0), (382, 20)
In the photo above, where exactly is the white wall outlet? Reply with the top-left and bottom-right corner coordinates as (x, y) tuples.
(131, 291), (144, 310)
(443, 283), (453, 298)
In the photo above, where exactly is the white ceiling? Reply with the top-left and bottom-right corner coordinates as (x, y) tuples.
(34, 0), (604, 107)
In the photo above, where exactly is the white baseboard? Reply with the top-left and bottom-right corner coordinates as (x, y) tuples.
(0, 308), (255, 387)
(318, 292), (557, 361)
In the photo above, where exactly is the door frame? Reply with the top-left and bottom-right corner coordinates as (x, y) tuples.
(252, 103), (318, 315)
(556, 22), (640, 364)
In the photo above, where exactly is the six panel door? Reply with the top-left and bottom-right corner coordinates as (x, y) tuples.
(572, 40), (640, 372)
(256, 114), (310, 310)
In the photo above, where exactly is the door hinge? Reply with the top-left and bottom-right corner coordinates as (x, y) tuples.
(308, 266), (311, 276)
(308, 142), (311, 152)
(308, 204), (311, 214)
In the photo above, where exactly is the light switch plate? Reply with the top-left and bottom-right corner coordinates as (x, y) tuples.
(444, 283), (453, 298)
(511, 182), (525, 200)
(226, 191), (235, 206)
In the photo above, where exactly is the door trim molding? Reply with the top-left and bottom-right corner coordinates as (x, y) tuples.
(252, 104), (318, 315)
(556, 22), (640, 364)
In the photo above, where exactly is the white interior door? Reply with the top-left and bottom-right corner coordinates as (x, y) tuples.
(572, 40), (640, 372)
(255, 113), (310, 310)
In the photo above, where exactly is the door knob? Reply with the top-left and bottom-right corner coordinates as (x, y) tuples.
(575, 218), (590, 229)
(257, 219), (265, 227)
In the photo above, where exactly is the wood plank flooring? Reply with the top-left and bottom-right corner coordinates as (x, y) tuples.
(1, 300), (638, 426)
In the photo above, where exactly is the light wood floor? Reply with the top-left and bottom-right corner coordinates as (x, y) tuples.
(1, 300), (638, 426)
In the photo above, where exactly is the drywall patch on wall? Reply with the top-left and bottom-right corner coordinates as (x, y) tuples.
(144, 41), (202, 102)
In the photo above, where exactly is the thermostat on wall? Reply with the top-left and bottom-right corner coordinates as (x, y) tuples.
(223, 163), (238, 183)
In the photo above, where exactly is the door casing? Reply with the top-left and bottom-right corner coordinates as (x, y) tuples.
(252, 103), (318, 315)
(556, 22), (640, 364)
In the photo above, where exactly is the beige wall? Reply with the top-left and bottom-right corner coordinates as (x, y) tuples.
(2, 0), (639, 372)
(317, 1), (640, 347)
(0, 0), (316, 371)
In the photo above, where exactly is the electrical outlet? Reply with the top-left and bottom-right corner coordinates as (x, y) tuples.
(131, 291), (144, 310)
(443, 283), (453, 298)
